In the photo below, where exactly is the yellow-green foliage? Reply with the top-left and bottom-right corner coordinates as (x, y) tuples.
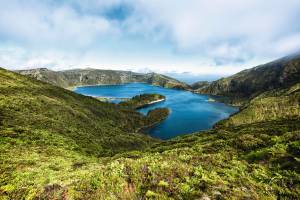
(66, 120), (300, 199)
(1, 68), (300, 199)
(0, 68), (158, 199)
(220, 83), (300, 126)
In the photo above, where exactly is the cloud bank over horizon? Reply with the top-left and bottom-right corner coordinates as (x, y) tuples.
(1, 0), (300, 75)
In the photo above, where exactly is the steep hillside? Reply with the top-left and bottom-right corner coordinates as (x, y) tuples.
(195, 54), (300, 105)
(0, 68), (165, 199)
(0, 68), (158, 157)
(68, 84), (299, 199)
(17, 68), (190, 90)
(217, 83), (300, 127)
(76, 119), (300, 199)
(16, 68), (70, 88)
(1, 67), (299, 199)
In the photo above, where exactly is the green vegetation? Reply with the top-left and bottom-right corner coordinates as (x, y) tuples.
(118, 94), (169, 134)
(0, 68), (160, 157)
(69, 119), (300, 199)
(146, 108), (169, 124)
(0, 68), (159, 199)
(196, 54), (300, 106)
(95, 97), (129, 102)
(119, 94), (166, 109)
(1, 67), (300, 199)
(138, 108), (170, 134)
(17, 68), (190, 90)
(218, 83), (300, 127)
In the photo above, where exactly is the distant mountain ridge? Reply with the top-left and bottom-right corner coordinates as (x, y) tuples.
(1, 59), (300, 198)
(194, 54), (300, 105)
(17, 68), (190, 90)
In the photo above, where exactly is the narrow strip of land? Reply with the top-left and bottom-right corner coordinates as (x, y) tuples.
(119, 94), (166, 109)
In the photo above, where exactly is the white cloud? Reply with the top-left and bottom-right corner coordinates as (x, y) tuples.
(273, 33), (300, 55)
(0, 1), (117, 47)
(0, 45), (268, 76)
(0, 0), (300, 75)
(128, 0), (300, 57)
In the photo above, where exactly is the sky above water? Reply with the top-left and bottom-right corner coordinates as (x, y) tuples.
(1, 0), (300, 75)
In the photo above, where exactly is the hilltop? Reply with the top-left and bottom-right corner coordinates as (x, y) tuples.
(17, 68), (190, 90)
(194, 54), (300, 105)
(0, 67), (173, 198)
(0, 68), (163, 157)
(1, 55), (300, 199)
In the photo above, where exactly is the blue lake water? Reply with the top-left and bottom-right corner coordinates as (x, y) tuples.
(74, 83), (238, 140)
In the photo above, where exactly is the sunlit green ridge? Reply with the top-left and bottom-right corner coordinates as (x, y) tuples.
(1, 53), (300, 199)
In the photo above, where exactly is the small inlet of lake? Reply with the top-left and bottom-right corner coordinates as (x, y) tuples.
(74, 83), (238, 140)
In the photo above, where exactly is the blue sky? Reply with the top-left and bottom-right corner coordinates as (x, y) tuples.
(1, 0), (300, 76)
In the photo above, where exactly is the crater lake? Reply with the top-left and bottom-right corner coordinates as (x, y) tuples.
(74, 83), (238, 139)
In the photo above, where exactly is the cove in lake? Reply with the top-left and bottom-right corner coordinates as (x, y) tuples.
(74, 83), (238, 140)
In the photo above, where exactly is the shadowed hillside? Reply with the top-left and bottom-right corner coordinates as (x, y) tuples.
(217, 83), (300, 127)
(195, 54), (300, 105)
(0, 68), (159, 157)
(1, 65), (300, 199)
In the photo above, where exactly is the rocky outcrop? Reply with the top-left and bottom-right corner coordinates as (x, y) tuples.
(194, 54), (300, 104)
(17, 68), (190, 90)
(17, 68), (70, 88)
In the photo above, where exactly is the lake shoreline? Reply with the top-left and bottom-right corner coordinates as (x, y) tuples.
(137, 108), (170, 135)
(135, 98), (166, 109)
(74, 83), (238, 139)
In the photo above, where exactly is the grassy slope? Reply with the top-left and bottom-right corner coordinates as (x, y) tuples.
(0, 68), (160, 199)
(218, 83), (300, 127)
(1, 68), (300, 199)
(73, 85), (299, 199)
(0, 68), (158, 156)
(196, 54), (300, 106)
(87, 120), (300, 199)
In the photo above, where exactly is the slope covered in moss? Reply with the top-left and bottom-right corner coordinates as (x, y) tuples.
(195, 54), (300, 105)
(217, 83), (300, 127)
(0, 68), (159, 156)
(66, 84), (300, 199)
(73, 119), (300, 199)
(1, 68), (300, 199)
(0, 67), (160, 199)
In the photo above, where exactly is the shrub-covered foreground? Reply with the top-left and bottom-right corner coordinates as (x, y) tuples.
(62, 119), (299, 199)
(0, 68), (300, 199)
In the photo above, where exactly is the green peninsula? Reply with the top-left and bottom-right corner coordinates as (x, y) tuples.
(119, 93), (166, 109)
(0, 53), (300, 199)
